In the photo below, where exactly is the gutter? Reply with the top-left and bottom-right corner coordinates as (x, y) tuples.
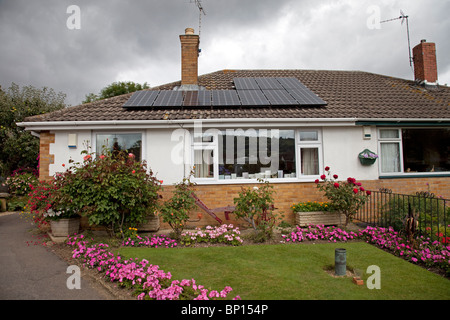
(16, 118), (359, 131)
(16, 117), (450, 131)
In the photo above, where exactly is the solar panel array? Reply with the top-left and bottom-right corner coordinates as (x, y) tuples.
(123, 77), (326, 108)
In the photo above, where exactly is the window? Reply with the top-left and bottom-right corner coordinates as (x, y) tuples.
(96, 133), (143, 161)
(298, 130), (322, 176)
(378, 128), (450, 174)
(191, 128), (323, 182)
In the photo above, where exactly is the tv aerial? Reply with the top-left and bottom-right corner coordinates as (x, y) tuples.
(191, 0), (206, 40)
(381, 10), (413, 68)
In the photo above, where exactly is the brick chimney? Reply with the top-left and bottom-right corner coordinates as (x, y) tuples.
(412, 39), (438, 84)
(179, 28), (200, 87)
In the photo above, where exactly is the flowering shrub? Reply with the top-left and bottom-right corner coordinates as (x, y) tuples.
(282, 224), (450, 277)
(5, 168), (38, 196)
(159, 169), (197, 240)
(315, 167), (370, 226)
(26, 180), (57, 228)
(181, 224), (243, 246)
(233, 179), (277, 241)
(66, 234), (241, 300)
(291, 201), (331, 213)
(54, 149), (161, 237)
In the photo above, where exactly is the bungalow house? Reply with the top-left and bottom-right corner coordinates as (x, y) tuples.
(17, 28), (450, 227)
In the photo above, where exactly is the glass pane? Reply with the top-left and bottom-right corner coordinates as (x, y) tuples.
(96, 133), (142, 161)
(402, 129), (450, 172)
(380, 142), (401, 173)
(193, 149), (214, 178)
(218, 129), (296, 179)
(380, 129), (399, 139)
(300, 148), (319, 175)
(299, 131), (318, 141)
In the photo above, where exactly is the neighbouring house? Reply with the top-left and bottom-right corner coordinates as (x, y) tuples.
(17, 29), (450, 227)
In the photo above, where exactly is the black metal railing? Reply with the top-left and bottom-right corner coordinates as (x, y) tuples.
(356, 189), (449, 242)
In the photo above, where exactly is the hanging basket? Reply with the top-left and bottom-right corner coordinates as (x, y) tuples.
(358, 149), (378, 166)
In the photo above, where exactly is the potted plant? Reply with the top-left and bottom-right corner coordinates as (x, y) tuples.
(45, 208), (80, 237)
(358, 149), (378, 166)
(291, 201), (345, 227)
(315, 167), (371, 227)
(138, 209), (161, 232)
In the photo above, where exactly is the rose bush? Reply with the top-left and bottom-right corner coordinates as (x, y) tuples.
(159, 169), (197, 240)
(54, 149), (161, 238)
(315, 167), (370, 226)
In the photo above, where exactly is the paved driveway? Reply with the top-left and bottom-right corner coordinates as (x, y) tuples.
(0, 212), (113, 300)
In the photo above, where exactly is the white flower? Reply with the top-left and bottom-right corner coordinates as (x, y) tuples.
(253, 187), (259, 190)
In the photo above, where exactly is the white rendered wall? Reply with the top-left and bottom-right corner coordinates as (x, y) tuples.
(49, 130), (92, 177)
(322, 126), (379, 181)
(146, 128), (190, 185)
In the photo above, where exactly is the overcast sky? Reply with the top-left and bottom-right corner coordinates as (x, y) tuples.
(1, 0), (449, 106)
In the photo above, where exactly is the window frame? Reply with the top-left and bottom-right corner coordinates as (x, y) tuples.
(377, 127), (450, 177)
(190, 127), (323, 183)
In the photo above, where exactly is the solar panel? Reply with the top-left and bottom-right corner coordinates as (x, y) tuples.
(255, 78), (284, 90)
(211, 90), (240, 106)
(238, 89), (269, 106)
(197, 91), (212, 106)
(123, 90), (159, 107)
(233, 78), (259, 90)
(153, 91), (183, 107)
(122, 77), (326, 108)
(183, 91), (199, 107)
(276, 77), (305, 89)
(286, 88), (326, 106)
(262, 89), (298, 105)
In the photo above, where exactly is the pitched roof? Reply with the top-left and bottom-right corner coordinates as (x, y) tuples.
(23, 69), (450, 123)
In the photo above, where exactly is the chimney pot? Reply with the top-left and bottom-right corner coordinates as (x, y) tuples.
(185, 28), (195, 35)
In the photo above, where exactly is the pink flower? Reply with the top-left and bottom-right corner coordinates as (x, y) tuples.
(132, 170), (136, 174)
(83, 155), (91, 161)
(100, 155), (106, 160)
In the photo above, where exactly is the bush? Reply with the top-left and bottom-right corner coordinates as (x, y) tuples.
(54, 149), (162, 237)
(315, 166), (370, 226)
(233, 179), (277, 241)
(5, 168), (38, 196)
(159, 169), (197, 240)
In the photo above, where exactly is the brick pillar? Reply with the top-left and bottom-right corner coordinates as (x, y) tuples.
(412, 40), (438, 83)
(39, 131), (55, 181)
(179, 28), (200, 86)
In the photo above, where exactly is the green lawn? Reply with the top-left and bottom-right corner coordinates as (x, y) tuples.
(117, 242), (450, 300)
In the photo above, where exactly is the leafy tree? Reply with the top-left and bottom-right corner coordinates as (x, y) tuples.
(0, 83), (66, 177)
(82, 81), (149, 103)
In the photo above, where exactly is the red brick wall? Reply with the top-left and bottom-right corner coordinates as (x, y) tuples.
(39, 131), (55, 182)
(179, 31), (199, 85)
(412, 40), (438, 83)
(159, 176), (450, 229)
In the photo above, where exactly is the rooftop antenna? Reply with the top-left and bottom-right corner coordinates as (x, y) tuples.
(191, 0), (206, 40)
(381, 10), (413, 68)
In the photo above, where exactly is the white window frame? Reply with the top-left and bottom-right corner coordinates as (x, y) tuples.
(190, 127), (323, 184)
(378, 128), (403, 175)
(296, 129), (323, 180)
